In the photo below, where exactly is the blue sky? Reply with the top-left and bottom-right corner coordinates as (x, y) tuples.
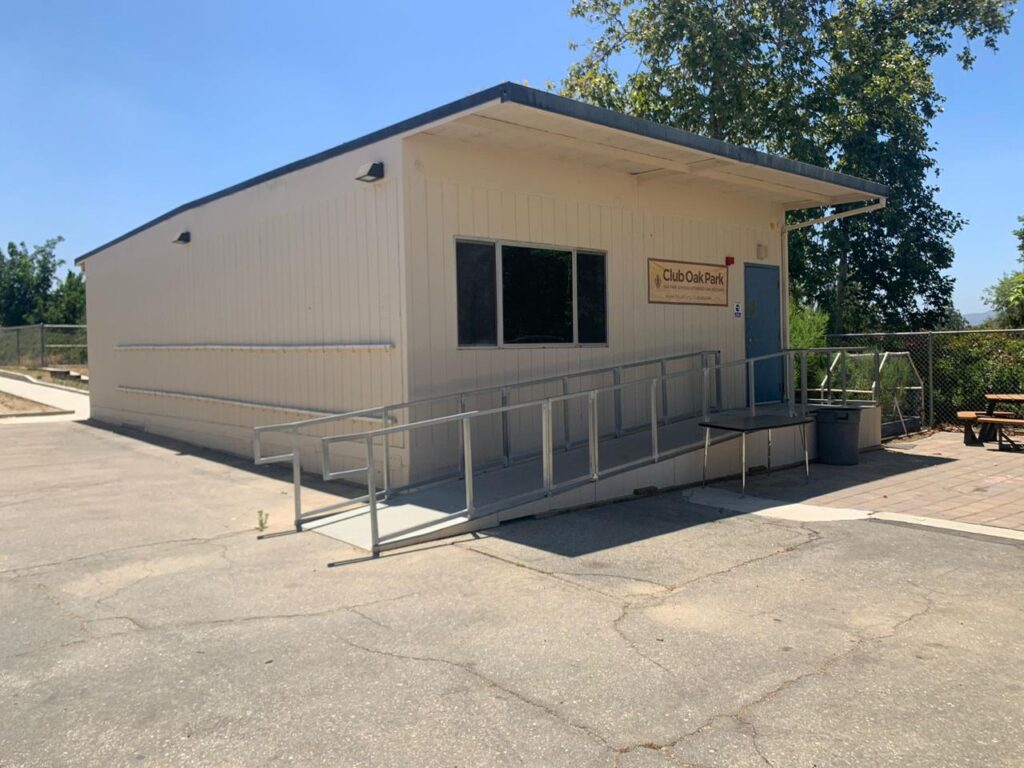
(2, 1), (1020, 314)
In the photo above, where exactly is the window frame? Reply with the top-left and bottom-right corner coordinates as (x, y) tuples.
(454, 237), (609, 350)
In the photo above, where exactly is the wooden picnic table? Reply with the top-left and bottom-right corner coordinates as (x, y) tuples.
(979, 394), (1024, 446)
(960, 394), (1024, 446)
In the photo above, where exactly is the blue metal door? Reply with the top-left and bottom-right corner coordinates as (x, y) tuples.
(744, 264), (783, 403)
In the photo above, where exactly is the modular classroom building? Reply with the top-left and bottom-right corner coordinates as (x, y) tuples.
(78, 83), (887, 520)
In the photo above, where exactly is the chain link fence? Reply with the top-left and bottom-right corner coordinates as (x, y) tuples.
(0, 324), (88, 368)
(827, 329), (1024, 428)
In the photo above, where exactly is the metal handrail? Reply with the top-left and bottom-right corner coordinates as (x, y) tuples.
(299, 346), (866, 555)
(254, 347), (717, 438)
(252, 348), (719, 487)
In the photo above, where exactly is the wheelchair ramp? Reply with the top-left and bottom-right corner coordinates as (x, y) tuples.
(307, 406), (812, 554)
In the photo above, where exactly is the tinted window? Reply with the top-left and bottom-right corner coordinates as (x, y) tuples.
(576, 251), (607, 344)
(501, 246), (573, 344)
(456, 241), (497, 346)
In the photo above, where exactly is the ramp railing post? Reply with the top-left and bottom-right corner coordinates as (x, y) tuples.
(872, 350), (881, 405)
(365, 437), (380, 556)
(541, 401), (554, 493)
(561, 377), (571, 450)
(613, 367), (623, 437)
(291, 433), (302, 531)
(456, 394), (466, 478)
(825, 354), (833, 405)
(840, 350), (849, 406)
(659, 358), (669, 422)
(701, 361), (710, 421)
(747, 360), (756, 417)
(500, 387), (511, 466)
(462, 419), (474, 515)
(786, 352), (795, 417)
(381, 406), (391, 499)
(649, 379), (659, 461)
(714, 350), (723, 410)
(588, 391), (599, 480)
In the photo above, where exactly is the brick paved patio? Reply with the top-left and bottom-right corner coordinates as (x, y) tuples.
(718, 430), (1024, 532)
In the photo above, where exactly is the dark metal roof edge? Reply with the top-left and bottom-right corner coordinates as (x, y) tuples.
(75, 83), (512, 264)
(500, 83), (890, 200)
(77, 81), (887, 264)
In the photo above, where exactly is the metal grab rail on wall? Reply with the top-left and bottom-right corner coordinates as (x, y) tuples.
(310, 346), (868, 556)
(252, 348), (721, 526)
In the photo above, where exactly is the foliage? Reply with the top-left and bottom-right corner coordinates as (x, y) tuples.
(789, 299), (829, 350)
(562, 0), (1016, 333)
(0, 236), (85, 326)
(983, 215), (1024, 328)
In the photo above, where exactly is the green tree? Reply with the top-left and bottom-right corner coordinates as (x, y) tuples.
(983, 215), (1024, 328)
(45, 270), (87, 324)
(0, 236), (85, 326)
(562, 0), (1016, 333)
(789, 299), (829, 350)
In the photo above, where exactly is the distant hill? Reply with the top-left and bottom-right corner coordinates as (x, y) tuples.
(964, 311), (995, 327)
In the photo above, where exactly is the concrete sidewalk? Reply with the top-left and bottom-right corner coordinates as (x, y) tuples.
(1, 421), (1022, 767)
(0, 371), (89, 423)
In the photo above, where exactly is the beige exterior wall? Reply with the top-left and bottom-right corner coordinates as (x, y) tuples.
(83, 129), (791, 488)
(84, 137), (410, 478)
(401, 134), (787, 479)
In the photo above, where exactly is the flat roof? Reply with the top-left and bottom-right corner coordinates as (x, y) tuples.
(76, 82), (888, 264)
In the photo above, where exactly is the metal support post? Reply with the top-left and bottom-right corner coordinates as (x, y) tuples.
(588, 391), (599, 480)
(541, 401), (554, 492)
(291, 434), (302, 531)
(702, 426), (710, 485)
(927, 333), (935, 427)
(365, 437), (379, 556)
(840, 350), (849, 406)
(660, 359), (669, 422)
(562, 377), (571, 450)
(381, 407), (391, 499)
(714, 350), (723, 410)
(872, 351), (881, 405)
(39, 324), (46, 367)
(800, 351), (809, 416)
(500, 387), (511, 466)
(649, 379), (659, 460)
(462, 419), (474, 514)
(613, 367), (623, 437)
(747, 360), (756, 417)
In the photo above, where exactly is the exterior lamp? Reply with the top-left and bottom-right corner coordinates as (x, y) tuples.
(173, 231), (191, 245)
(355, 162), (385, 183)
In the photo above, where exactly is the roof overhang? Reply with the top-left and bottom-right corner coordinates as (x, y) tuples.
(76, 82), (886, 264)
(421, 84), (887, 210)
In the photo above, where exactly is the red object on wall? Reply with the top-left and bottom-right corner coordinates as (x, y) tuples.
(725, 256), (735, 266)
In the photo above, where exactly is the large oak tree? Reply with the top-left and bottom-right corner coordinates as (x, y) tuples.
(562, 0), (1016, 332)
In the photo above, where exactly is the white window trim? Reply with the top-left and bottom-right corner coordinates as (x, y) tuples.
(455, 237), (609, 350)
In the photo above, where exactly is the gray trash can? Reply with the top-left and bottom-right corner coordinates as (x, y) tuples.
(815, 408), (861, 465)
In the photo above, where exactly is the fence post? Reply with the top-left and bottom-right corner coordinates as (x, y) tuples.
(927, 332), (935, 427)
(40, 324), (46, 367)
(15, 328), (21, 365)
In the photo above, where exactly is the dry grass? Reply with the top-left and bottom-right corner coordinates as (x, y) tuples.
(0, 392), (60, 416)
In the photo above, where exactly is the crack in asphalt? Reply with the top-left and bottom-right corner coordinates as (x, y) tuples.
(0, 529), (255, 578)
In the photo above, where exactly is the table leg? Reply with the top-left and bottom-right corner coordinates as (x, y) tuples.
(767, 428), (772, 476)
(702, 426), (710, 485)
(980, 401), (998, 443)
(741, 432), (747, 495)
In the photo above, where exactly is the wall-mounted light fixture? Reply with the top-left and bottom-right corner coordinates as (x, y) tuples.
(173, 231), (191, 245)
(756, 243), (767, 261)
(355, 161), (385, 183)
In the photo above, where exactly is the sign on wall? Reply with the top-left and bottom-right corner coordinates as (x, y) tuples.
(647, 259), (728, 306)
